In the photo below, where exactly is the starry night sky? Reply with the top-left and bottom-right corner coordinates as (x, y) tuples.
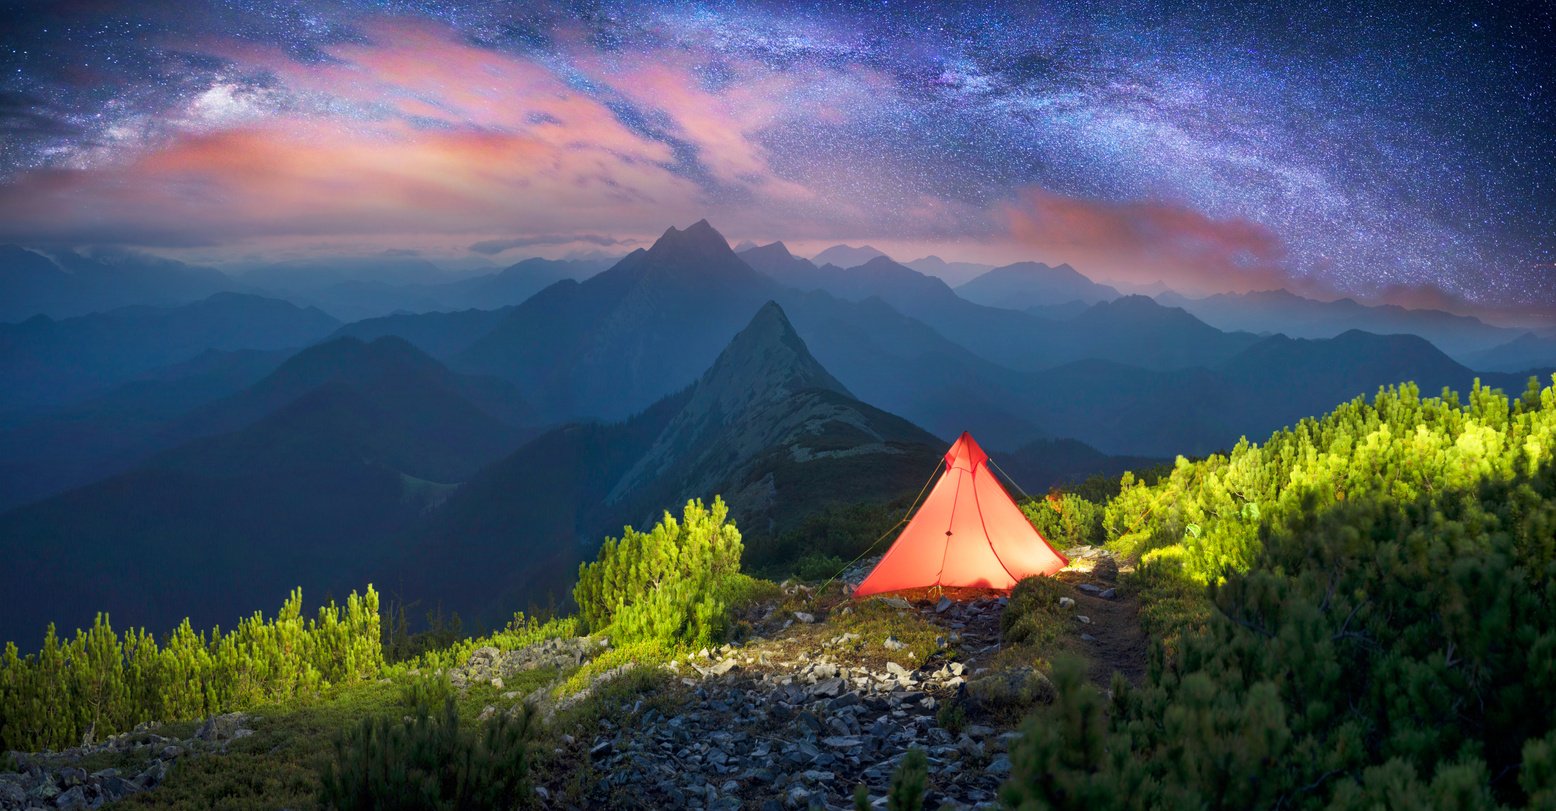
(0, 0), (1551, 319)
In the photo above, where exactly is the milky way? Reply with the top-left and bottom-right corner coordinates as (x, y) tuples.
(0, 0), (1551, 315)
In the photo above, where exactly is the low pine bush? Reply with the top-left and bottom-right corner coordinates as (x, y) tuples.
(320, 696), (534, 811)
(572, 496), (747, 648)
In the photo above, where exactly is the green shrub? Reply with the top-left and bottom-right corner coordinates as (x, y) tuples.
(398, 670), (454, 713)
(1000, 576), (1069, 649)
(793, 552), (847, 582)
(1021, 493), (1104, 550)
(1003, 422), (1556, 808)
(572, 496), (745, 647)
(0, 586), (383, 752)
(320, 696), (533, 811)
(888, 747), (929, 811)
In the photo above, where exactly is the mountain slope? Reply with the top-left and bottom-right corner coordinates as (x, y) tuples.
(382, 302), (945, 627)
(0, 348), (290, 511)
(1465, 332), (1556, 373)
(0, 247), (236, 322)
(608, 301), (939, 529)
(0, 292), (340, 414)
(0, 337), (533, 642)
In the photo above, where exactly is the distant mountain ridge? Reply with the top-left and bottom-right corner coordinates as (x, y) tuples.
(0, 246), (236, 323)
(0, 292), (340, 415)
(956, 261), (1120, 308)
(1154, 288), (1525, 361)
(811, 244), (888, 268)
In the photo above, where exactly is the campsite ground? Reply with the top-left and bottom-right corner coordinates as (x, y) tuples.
(27, 552), (1145, 810)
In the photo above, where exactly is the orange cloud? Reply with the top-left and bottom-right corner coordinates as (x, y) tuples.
(999, 187), (1302, 295)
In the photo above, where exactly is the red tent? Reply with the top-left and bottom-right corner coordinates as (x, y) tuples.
(854, 432), (1067, 596)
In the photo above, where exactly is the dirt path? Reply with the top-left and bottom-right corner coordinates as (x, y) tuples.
(1057, 556), (1149, 688)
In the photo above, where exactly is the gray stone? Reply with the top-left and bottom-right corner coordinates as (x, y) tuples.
(1058, 596), (1076, 609)
(53, 786), (86, 809)
(194, 712), (248, 743)
(792, 612), (816, 624)
(0, 782), (25, 805)
(809, 678), (844, 699)
(882, 637), (906, 651)
(935, 596), (953, 614)
(1077, 583), (1103, 595)
(708, 659), (738, 676)
(1076, 615), (1091, 624)
(988, 754), (1013, 775)
(1099, 588), (1118, 600)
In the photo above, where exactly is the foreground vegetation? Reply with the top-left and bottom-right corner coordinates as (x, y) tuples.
(0, 588), (382, 752)
(1007, 376), (1556, 808)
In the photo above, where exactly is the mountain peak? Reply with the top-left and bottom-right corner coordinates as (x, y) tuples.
(707, 301), (847, 399)
(739, 241), (793, 259)
(649, 219), (732, 255)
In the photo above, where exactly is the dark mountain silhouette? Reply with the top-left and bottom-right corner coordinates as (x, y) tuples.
(279, 279), (452, 323)
(1465, 332), (1556, 374)
(994, 439), (1164, 493)
(456, 220), (781, 421)
(1023, 330), (1534, 457)
(1060, 296), (1259, 370)
(0, 246), (236, 322)
(754, 254), (1253, 374)
(1154, 288), (1523, 361)
(0, 292), (339, 415)
(0, 348), (291, 511)
(811, 244), (889, 268)
(0, 336), (535, 642)
(956, 261), (1120, 308)
(428, 257), (610, 310)
(607, 302), (940, 531)
(380, 303), (944, 627)
(165, 336), (534, 448)
(330, 306), (516, 360)
(738, 241), (831, 289)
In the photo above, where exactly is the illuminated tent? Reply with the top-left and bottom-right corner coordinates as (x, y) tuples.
(854, 432), (1067, 596)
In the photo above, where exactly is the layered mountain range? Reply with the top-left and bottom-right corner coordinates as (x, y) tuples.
(2, 220), (1552, 641)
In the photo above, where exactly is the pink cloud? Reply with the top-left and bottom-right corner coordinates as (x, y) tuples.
(998, 187), (1303, 296)
(0, 18), (872, 247)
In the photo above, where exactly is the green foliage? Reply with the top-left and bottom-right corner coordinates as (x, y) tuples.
(936, 699), (967, 736)
(320, 696), (533, 811)
(1106, 378), (1556, 588)
(573, 496), (746, 647)
(398, 670), (454, 714)
(1000, 576), (1069, 649)
(793, 552), (848, 582)
(1002, 376), (1556, 808)
(888, 747), (929, 811)
(0, 586), (383, 752)
(1021, 493), (1104, 550)
(749, 500), (900, 576)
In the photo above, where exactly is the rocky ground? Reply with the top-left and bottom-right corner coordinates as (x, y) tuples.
(0, 714), (253, 811)
(459, 550), (1140, 809)
(0, 550), (1138, 810)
